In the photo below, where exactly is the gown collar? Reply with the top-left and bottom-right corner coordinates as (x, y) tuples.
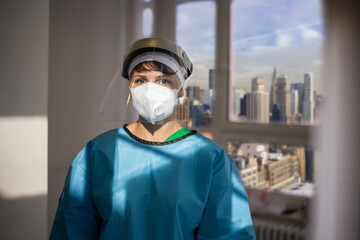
(123, 124), (197, 146)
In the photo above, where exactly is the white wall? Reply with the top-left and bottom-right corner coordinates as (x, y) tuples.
(0, 0), (49, 239)
(47, 0), (181, 236)
(47, 0), (144, 235)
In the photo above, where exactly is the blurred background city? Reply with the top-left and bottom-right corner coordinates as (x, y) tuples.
(175, 0), (323, 128)
(176, 69), (323, 127)
(173, 0), (320, 202)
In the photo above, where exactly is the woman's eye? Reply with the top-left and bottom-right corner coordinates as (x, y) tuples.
(159, 79), (170, 85)
(135, 79), (145, 84)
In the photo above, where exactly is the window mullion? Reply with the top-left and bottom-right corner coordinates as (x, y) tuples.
(213, 0), (232, 148)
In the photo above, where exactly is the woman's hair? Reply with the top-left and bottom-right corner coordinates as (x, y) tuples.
(131, 61), (177, 77)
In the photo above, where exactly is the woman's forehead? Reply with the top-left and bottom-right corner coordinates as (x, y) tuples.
(132, 70), (168, 76)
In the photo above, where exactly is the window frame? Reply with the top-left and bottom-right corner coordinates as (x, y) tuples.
(178, 0), (316, 150)
(175, 0), (316, 150)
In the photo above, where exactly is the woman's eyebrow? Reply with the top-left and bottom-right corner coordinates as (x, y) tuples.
(132, 75), (147, 78)
(156, 74), (175, 79)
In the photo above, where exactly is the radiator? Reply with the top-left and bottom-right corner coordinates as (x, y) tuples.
(252, 217), (306, 240)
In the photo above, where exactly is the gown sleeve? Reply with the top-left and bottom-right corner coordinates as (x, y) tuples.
(197, 148), (256, 240)
(50, 142), (100, 240)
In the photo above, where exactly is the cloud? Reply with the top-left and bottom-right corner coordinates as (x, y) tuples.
(176, 1), (215, 51)
(232, 0), (323, 51)
(175, 0), (324, 92)
(234, 21), (323, 52)
(299, 25), (322, 41)
(233, 40), (324, 92)
(276, 31), (293, 48)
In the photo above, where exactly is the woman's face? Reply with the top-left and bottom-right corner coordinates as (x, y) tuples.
(130, 70), (184, 97)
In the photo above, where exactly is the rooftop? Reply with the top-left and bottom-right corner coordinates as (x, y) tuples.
(278, 73), (288, 79)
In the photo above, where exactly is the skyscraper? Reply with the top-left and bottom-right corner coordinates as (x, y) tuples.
(275, 74), (291, 124)
(291, 89), (299, 122)
(294, 147), (306, 182)
(291, 83), (305, 114)
(303, 73), (314, 123)
(240, 95), (247, 116)
(186, 86), (201, 100)
(174, 97), (190, 127)
(271, 104), (281, 122)
(209, 69), (214, 89)
(252, 77), (266, 92)
(246, 77), (269, 123)
(234, 88), (245, 117)
(199, 89), (205, 104)
(189, 99), (203, 127)
(314, 93), (324, 122)
(204, 88), (215, 113)
(305, 148), (314, 182)
(269, 66), (278, 109)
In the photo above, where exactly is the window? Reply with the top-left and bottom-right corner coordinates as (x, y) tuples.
(176, 1), (215, 128)
(142, 8), (153, 37)
(221, 0), (322, 198)
(230, 0), (324, 126)
(175, 0), (322, 201)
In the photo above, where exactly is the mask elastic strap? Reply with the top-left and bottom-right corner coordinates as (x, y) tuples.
(126, 80), (135, 106)
(175, 85), (183, 104)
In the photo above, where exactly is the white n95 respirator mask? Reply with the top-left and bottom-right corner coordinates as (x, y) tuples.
(130, 82), (179, 124)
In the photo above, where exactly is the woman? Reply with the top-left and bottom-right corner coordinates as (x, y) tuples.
(50, 38), (256, 239)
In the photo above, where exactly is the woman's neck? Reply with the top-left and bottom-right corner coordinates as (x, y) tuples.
(126, 117), (183, 142)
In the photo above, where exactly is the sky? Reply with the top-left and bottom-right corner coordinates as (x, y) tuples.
(176, 0), (324, 93)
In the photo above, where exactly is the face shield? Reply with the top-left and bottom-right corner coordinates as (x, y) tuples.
(100, 38), (193, 127)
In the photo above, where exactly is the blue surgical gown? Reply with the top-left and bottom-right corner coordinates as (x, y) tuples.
(50, 125), (256, 239)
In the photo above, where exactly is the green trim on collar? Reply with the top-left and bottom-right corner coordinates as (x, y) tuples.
(164, 128), (192, 142)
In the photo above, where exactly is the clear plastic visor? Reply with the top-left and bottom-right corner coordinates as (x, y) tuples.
(100, 50), (188, 134)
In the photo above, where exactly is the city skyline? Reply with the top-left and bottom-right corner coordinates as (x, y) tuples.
(182, 67), (322, 126)
(186, 66), (322, 95)
(176, 0), (324, 93)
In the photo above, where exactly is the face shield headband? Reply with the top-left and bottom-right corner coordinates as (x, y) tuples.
(127, 51), (187, 91)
